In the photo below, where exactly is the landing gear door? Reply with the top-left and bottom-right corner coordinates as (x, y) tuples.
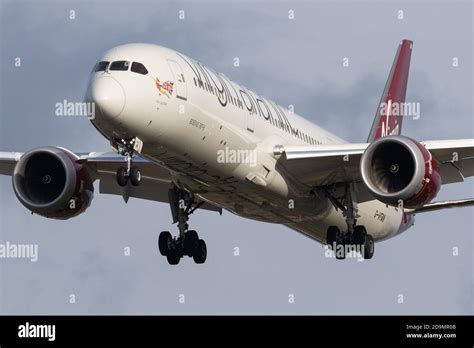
(167, 60), (187, 101)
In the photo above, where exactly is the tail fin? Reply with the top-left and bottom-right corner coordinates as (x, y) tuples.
(367, 39), (413, 142)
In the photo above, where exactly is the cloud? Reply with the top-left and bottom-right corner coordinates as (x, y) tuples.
(0, 0), (472, 314)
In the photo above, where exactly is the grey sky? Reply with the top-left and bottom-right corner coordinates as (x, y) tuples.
(0, 0), (472, 314)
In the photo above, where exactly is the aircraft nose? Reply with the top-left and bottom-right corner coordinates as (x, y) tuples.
(89, 77), (125, 119)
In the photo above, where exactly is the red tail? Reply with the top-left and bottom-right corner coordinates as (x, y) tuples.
(367, 40), (413, 142)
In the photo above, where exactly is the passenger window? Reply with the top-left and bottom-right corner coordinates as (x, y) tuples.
(131, 62), (148, 75)
(93, 61), (109, 72)
(110, 61), (130, 71)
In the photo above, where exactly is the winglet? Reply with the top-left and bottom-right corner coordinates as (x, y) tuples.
(367, 39), (413, 142)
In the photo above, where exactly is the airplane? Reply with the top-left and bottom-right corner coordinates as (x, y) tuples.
(1, 39), (473, 265)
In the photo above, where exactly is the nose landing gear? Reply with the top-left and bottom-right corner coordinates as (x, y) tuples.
(158, 185), (207, 265)
(114, 138), (143, 187)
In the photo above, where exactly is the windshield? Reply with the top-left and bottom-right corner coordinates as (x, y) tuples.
(109, 60), (130, 71)
(92, 61), (109, 72)
(131, 62), (148, 75)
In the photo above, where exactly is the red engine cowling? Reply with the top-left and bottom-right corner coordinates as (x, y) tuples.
(360, 135), (441, 209)
(12, 147), (94, 219)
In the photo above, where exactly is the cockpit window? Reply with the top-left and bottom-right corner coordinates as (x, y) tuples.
(110, 60), (130, 71)
(93, 61), (109, 72)
(131, 62), (148, 75)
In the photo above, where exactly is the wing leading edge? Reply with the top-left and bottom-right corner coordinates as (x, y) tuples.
(275, 139), (474, 188)
(0, 151), (221, 213)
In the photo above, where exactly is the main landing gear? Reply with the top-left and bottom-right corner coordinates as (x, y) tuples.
(158, 185), (207, 265)
(115, 138), (142, 187)
(324, 184), (375, 260)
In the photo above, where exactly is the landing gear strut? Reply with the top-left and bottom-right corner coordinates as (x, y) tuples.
(158, 185), (207, 265)
(323, 184), (375, 260)
(114, 137), (142, 187)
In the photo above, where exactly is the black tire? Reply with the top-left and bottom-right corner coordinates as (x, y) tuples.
(334, 242), (346, 260)
(166, 250), (180, 265)
(363, 234), (375, 259)
(353, 225), (367, 245)
(326, 226), (339, 249)
(116, 167), (128, 187)
(130, 167), (141, 186)
(184, 230), (199, 256)
(158, 231), (172, 256)
(193, 239), (207, 264)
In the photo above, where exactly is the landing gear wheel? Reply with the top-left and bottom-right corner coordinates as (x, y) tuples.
(130, 167), (141, 186)
(323, 184), (377, 260)
(326, 226), (339, 249)
(166, 249), (180, 265)
(158, 185), (209, 265)
(363, 234), (375, 259)
(116, 167), (128, 187)
(184, 230), (199, 256)
(353, 225), (367, 245)
(193, 239), (207, 264)
(334, 241), (346, 260)
(158, 231), (172, 256)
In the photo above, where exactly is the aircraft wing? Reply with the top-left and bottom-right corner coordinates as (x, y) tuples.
(0, 152), (21, 175)
(275, 143), (369, 188)
(0, 151), (221, 213)
(275, 138), (474, 189)
(420, 139), (474, 184)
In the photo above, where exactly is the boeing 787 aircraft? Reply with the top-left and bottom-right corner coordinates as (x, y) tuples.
(1, 39), (472, 264)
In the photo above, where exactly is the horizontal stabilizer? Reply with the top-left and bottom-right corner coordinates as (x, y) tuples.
(404, 198), (474, 215)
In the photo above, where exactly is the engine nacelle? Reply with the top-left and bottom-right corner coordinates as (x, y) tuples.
(360, 136), (441, 209)
(12, 147), (94, 219)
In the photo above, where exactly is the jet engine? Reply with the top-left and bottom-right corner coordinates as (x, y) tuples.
(360, 136), (441, 209)
(12, 147), (94, 219)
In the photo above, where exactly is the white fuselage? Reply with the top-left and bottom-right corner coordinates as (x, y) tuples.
(86, 43), (413, 244)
